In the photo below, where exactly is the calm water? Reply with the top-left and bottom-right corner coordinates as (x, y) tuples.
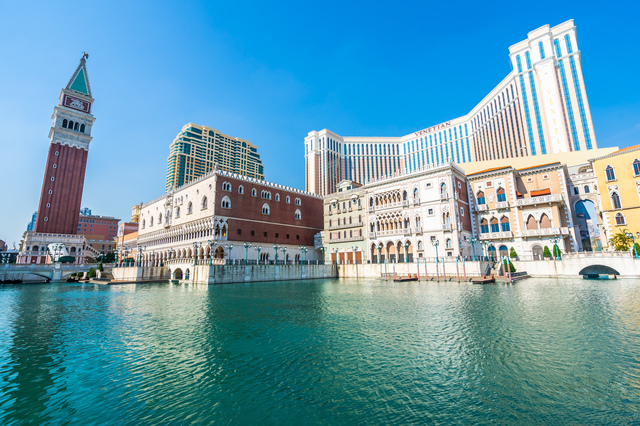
(1, 278), (640, 425)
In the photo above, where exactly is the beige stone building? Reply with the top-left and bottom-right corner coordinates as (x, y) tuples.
(323, 180), (366, 264)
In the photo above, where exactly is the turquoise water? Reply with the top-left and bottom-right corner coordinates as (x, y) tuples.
(1, 278), (639, 424)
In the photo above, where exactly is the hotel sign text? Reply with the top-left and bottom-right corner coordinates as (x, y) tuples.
(414, 121), (451, 137)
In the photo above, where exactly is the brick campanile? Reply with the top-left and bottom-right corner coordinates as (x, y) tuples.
(34, 55), (95, 235)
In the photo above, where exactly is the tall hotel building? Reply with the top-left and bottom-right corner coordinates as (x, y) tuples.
(166, 123), (265, 191)
(305, 20), (598, 196)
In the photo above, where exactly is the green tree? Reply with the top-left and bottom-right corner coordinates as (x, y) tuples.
(543, 246), (552, 258)
(509, 247), (518, 259)
(635, 242), (640, 256)
(98, 262), (104, 272)
(87, 267), (97, 279)
(553, 244), (561, 259)
(503, 258), (516, 274)
(610, 230), (632, 251)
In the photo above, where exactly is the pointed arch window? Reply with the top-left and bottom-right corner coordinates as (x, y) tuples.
(477, 191), (486, 205)
(490, 217), (499, 232)
(615, 212), (626, 226)
(63, 119), (68, 128)
(497, 188), (506, 202)
(480, 218), (489, 234)
(611, 192), (622, 210)
(294, 209), (301, 220)
(175, 207), (180, 218)
(251, 188), (257, 197)
(275, 194), (280, 202)
(633, 159), (640, 176)
(201, 196), (208, 210)
(440, 183), (447, 198)
(150, 216), (154, 226)
(262, 203), (270, 215)
(221, 196), (231, 209)
(605, 165), (616, 181)
(500, 216), (510, 232)
(238, 185), (244, 194)
(187, 202), (193, 214)
(286, 195), (290, 204)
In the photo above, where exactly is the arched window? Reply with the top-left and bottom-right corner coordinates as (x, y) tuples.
(539, 213), (552, 229)
(605, 165), (616, 181)
(440, 183), (447, 198)
(445, 238), (452, 249)
(187, 202), (193, 214)
(480, 218), (489, 233)
(295, 198), (301, 206)
(238, 185), (244, 194)
(221, 196), (231, 209)
(150, 216), (154, 226)
(74, 122), (79, 131)
(175, 207), (180, 218)
(80, 124), (85, 132)
(490, 217), (499, 232)
(158, 213), (162, 224)
(262, 203), (270, 215)
(62, 119), (68, 128)
(369, 198), (374, 207)
(615, 212), (626, 226)
(251, 188), (257, 197)
(69, 120), (74, 130)
(275, 194), (280, 202)
(477, 191), (485, 205)
(526, 215), (538, 230)
(201, 196), (208, 209)
(142, 219), (146, 229)
(294, 209), (301, 220)
(497, 188), (506, 202)
(611, 192), (622, 209)
(417, 240), (422, 250)
(633, 159), (640, 176)
(538, 41), (545, 59)
(402, 190), (407, 201)
(413, 188), (418, 199)
(574, 187), (579, 195)
(222, 182), (231, 191)
(584, 185), (590, 194)
(501, 216), (510, 232)
(286, 196), (290, 203)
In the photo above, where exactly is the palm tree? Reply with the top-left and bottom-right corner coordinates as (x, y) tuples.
(610, 229), (632, 251)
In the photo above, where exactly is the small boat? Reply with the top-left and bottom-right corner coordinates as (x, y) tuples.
(472, 275), (495, 284)
(393, 275), (418, 282)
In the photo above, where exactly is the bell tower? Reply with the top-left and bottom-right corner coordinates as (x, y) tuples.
(34, 54), (96, 234)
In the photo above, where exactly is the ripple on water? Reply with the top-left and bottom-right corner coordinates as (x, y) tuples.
(0, 278), (639, 424)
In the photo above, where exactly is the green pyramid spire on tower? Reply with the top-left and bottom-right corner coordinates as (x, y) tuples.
(65, 54), (92, 97)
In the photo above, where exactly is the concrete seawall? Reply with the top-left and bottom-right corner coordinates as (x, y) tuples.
(113, 264), (339, 284)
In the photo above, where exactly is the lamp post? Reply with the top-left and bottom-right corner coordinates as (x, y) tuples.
(625, 232), (638, 259)
(299, 246), (308, 264)
(481, 240), (489, 261)
(169, 248), (174, 266)
(255, 245), (262, 264)
(351, 246), (358, 265)
(193, 241), (200, 266)
(244, 242), (252, 265)
(333, 248), (339, 264)
(431, 238), (440, 281)
(403, 241), (409, 263)
(273, 244), (281, 265)
(470, 237), (478, 261)
(282, 246), (287, 264)
(226, 244), (234, 265)
(208, 239), (217, 266)
(377, 244), (382, 264)
(151, 250), (155, 267)
(549, 236), (561, 260)
(319, 246), (326, 265)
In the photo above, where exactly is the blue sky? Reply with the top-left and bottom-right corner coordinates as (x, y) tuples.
(1, 0), (639, 247)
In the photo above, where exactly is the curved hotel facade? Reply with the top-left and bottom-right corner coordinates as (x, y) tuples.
(305, 20), (597, 196)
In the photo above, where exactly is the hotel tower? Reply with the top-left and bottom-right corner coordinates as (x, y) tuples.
(305, 20), (599, 196)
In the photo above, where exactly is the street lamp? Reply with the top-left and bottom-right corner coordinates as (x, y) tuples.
(470, 237), (477, 261)
(226, 244), (234, 264)
(377, 243), (382, 264)
(137, 245), (144, 267)
(549, 236), (561, 260)
(431, 238), (440, 261)
(114, 248), (119, 266)
(333, 248), (339, 264)
(625, 232), (638, 259)
(403, 241), (409, 263)
(255, 245), (262, 264)
(351, 246), (358, 264)
(193, 241), (200, 266)
(299, 246), (308, 264)
(282, 246), (287, 264)
(319, 246), (326, 264)
(208, 239), (217, 265)
(481, 240), (490, 261)
(273, 244), (281, 264)
(244, 242), (252, 264)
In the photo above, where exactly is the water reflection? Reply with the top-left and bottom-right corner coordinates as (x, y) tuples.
(0, 279), (639, 424)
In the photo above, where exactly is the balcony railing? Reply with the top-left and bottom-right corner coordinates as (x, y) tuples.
(496, 201), (510, 209)
(479, 231), (513, 240)
(519, 227), (570, 237)
(515, 194), (563, 206)
(329, 235), (364, 243)
(442, 223), (452, 231)
(414, 226), (423, 234)
(328, 221), (364, 230)
(413, 198), (420, 205)
(368, 228), (412, 238)
(477, 204), (488, 212)
(440, 193), (449, 200)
